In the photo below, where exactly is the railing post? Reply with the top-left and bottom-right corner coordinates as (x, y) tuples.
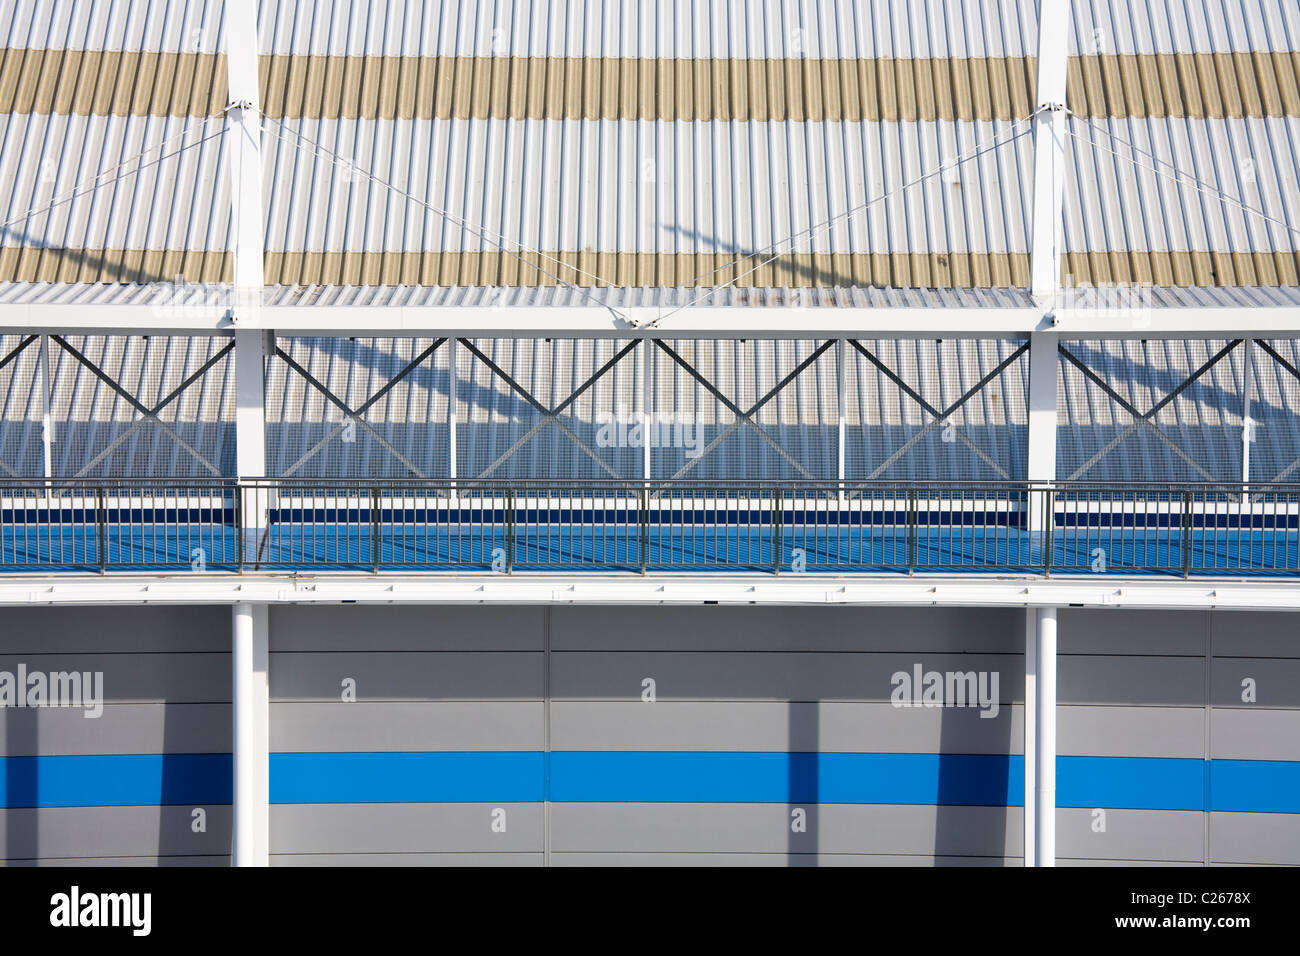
(371, 487), (380, 573)
(234, 484), (244, 572)
(1182, 489), (1193, 578)
(773, 487), (782, 575)
(96, 485), (107, 573)
(506, 488), (514, 575)
(907, 487), (916, 574)
(639, 486), (647, 575)
(1043, 483), (1054, 576)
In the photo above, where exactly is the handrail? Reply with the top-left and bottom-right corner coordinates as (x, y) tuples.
(2, 478), (1298, 576)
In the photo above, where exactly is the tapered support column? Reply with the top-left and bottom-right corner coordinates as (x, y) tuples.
(1027, 330), (1059, 539)
(232, 602), (269, 866)
(1024, 609), (1037, 865)
(1030, 0), (1070, 303)
(1034, 606), (1058, 867)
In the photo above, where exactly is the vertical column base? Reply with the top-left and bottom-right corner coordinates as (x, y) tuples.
(232, 602), (269, 867)
(1024, 609), (1037, 866)
(1034, 606), (1058, 868)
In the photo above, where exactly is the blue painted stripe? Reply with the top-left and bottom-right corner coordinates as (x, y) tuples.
(1057, 756), (1207, 811)
(4, 752), (1297, 813)
(549, 751), (1024, 806)
(0, 754), (231, 808)
(269, 752), (546, 804)
(1211, 760), (1300, 813)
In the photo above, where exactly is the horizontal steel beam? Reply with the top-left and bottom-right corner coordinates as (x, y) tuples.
(2, 573), (1299, 610)
(4, 302), (1300, 339)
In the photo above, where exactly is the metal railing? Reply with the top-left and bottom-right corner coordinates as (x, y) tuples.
(1, 478), (1298, 576)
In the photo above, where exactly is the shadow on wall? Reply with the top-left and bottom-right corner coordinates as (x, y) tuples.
(787, 700), (819, 866)
(4, 709), (39, 863)
(933, 691), (1015, 866)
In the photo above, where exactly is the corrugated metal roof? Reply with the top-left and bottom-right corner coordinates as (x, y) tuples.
(0, 0), (1295, 289)
(10, 279), (1300, 310)
(258, 1), (1041, 60)
(259, 114), (1036, 288)
(0, 0), (225, 52)
(0, 279), (1042, 308)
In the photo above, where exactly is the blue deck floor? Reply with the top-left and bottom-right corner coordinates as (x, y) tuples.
(3, 522), (1298, 575)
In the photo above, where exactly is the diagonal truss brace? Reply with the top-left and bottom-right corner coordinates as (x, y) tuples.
(655, 339), (832, 481)
(1059, 340), (1240, 482)
(0, 335), (36, 477)
(460, 338), (637, 480)
(51, 335), (225, 476)
(853, 339), (1028, 480)
(74, 340), (235, 477)
(1253, 341), (1300, 482)
(276, 341), (445, 478)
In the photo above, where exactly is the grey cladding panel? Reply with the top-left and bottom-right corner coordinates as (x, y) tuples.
(1055, 808), (1204, 863)
(552, 606), (1023, 653)
(1212, 658), (1300, 708)
(268, 652), (543, 701)
(1057, 706), (1204, 759)
(550, 652), (1021, 702)
(1211, 708), (1300, 761)
(549, 803), (1022, 857)
(0, 606), (230, 653)
(272, 853), (542, 866)
(0, 654), (230, 703)
(270, 803), (543, 854)
(1211, 612), (1300, 658)
(271, 701), (545, 752)
(1057, 655), (1205, 706)
(270, 605), (545, 651)
(7, 856), (229, 866)
(1210, 812), (1300, 866)
(1058, 859), (1203, 867)
(0, 806), (231, 862)
(551, 701), (1021, 755)
(550, 853), (1015, 866)
(0, 703), (231, 756)
(1058, 610), (1208, 656)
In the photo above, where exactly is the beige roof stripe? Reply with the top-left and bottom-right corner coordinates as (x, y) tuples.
(0, 48), (226, 117)
(2, 48), (1296, 121)
(258, 52), (1300, 122)
(2, 245), (1296, 289)
(1063, 249), (1300, 287)
(0, 245), (230, 283)
(259, 54), (1038, 123)
(1067, 51), (1300, 119)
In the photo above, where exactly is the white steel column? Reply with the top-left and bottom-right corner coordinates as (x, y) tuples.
(225, 0), (264, 296)
(1034, 606), (1058, 867)
(235, 330), (266, 479)
(232, 602), (269, 867)
(1030, 0), (1071, 303)
(448, 336), (458, 494)
(837, 339), (847, 499)
(1023, 609), (1037, 865)
(38, 333), (53, 479)
(641, 338), (652, 483)
(1027, 330), (1059, 535)
(226, 0), (266, 484)
(1242, 338), (1254, 487)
